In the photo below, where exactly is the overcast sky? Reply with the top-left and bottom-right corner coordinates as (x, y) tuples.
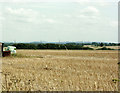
(0, 0), (118, 43)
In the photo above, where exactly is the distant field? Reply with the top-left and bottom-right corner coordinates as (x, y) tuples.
(84, 45), (119, 50)
(106, 46), (119, 50)
(2, 50), (118, 91)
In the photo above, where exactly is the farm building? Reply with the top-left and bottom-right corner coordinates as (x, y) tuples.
(0, 43), (16, 57)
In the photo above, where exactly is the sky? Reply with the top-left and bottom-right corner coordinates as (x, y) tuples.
(0, 0), (119, 43)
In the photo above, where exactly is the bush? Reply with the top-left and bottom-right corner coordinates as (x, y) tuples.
(97, 47), (114, 50)
(82, 47), (94, 50)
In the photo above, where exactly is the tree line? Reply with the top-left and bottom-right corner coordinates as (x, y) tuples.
(10, 43), (93, 50)
(3, 42), (119, 50)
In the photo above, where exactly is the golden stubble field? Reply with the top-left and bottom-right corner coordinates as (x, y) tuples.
(1, 50), (118, 91)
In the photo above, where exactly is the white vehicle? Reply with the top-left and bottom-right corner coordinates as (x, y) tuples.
(7, 46), (16, 54)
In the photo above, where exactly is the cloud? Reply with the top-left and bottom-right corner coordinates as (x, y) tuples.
(5, 7), (57, 24)
(0, 12), (4, 21)
(76, 0), (118, 2)
(0, 0), (119, 3)
(64, 14), (72, 18)
(76, 6), (100, 22)
(110, 21), (118, 28)
(6, 8), (37, 16)
(76, 0), (115, 7)
(80, 6), (99, 16)
(5, 7), (38, 23)
(45, 19), (56, 23)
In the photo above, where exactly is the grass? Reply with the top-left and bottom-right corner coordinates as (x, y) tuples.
(1, 50), (118, 91)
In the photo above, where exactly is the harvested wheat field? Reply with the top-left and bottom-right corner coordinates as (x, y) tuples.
(1, 50), (118, 91)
